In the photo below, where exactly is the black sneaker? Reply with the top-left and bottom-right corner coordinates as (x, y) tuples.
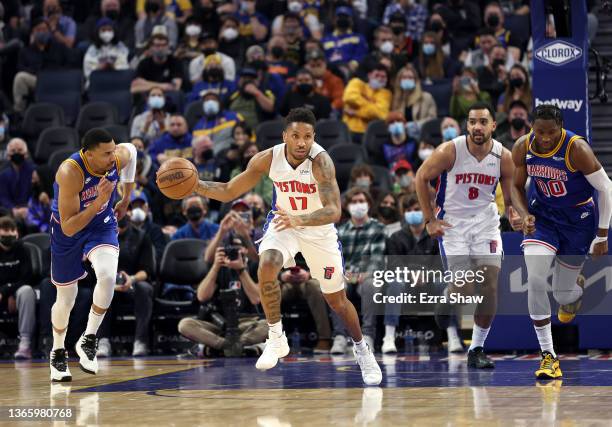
(49, 348), (72, 382)
(467, 347), (495, 369)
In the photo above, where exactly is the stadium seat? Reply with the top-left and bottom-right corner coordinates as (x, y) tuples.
(420, 118), (443, 145)
(184, 100), (204, 129)
(362, 120), (389, 167)
(370, 165), (393, 192)
(48, 148), (76, 174)
(88, 69), (135, 93)
(327, 143), (366, 192)
(21, 233), (50, 278)
(21, 103), (65, 149)
(256, 119), (285, 151)
(89, 91), (132, 124)
(34, 126), (80, 164)
(76, 102), (119, 137)
(315, 119), (350, 150)
(35, 69), (83, 124)
(165, 90), (185, 114)
(102, 124), (130, 144)
(21, 241), (42, 284)
(422, 79), (452, 118)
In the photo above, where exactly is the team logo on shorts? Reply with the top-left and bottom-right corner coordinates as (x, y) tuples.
(490, 240), (498, 254)
(581, 212), (590, 219)
(324, 267), (335, 280)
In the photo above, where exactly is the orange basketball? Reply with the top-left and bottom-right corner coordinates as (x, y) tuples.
(156, 157), (199, 200)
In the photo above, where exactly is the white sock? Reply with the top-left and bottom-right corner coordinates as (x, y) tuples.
(447, 326), (460, 343)
(85, 308), (106, 336)
(384, 325), (396, 339)
(268, 321), (283, 338)
(534, 323), (556, 357)
(52, 328), (66, 351)
(353, 338), (368, 352)
(468, 325), (490, 351)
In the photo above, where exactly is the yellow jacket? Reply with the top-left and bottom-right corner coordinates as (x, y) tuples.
(342, 78), (392, 134)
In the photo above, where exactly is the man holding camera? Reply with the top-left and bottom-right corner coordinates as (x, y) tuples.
(178, 237), (267, 356)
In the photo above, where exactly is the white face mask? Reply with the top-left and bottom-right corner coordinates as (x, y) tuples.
(222, 27), (239, 41)
(380, 40), (394, 54)
(148, 95), (165, 110)
(99, 30), (114, 43)
(288, 1), (302, 12)
(131, 208), (146, 223)
(418, 148), (434, 161)
(185, 25), (201, 37)
(348, 202), (369, 219)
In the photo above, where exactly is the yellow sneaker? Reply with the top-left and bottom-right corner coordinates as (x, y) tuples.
(558, 274), (585, 323)
(535, 352), (562, 379)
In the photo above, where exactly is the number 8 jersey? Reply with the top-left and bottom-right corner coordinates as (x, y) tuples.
(435, 135), (503, 219)
(525, 128), (594, 208)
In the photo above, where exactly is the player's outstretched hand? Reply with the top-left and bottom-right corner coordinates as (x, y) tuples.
(522, 214), (536, 235)
(508, 206), (523, 231)
(95, 177), (114, 208)
(272, 208), (297, 231)
(426, 218), (452, 238)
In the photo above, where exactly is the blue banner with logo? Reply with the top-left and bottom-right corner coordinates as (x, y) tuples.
(531, 0), (591, 140)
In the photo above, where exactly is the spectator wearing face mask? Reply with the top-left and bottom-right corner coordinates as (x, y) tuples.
(343, 63), (391, 141)
(280, 12), (305, 67)
(347, 164), (381, 204)
(450, 68), (491, 123)
(391, 159), (415, 196)
(129, 188), (167, 267)
(434, 0), (481, 57)
(481, 2), (521, 60)
(464, 28), (515, 70)
(192, 0), (221, 36)
(230, 142), (273, 206)
(355, 26), (403, 82)
(280, 68), (331, 120)
(131, 86), (172, 145)
(243, 44), (287, 105)
(387, 12), (416, 62)
(148, 114), (193, 166)
(375, 191), (401, 237)
(266, 35), (297, 81)
(189, 31), (236, 85)
(416, 31), (459, 81)
(218, 15), (248, 67)
(228, 67), (276, 130)
(192, 90), (244, 154)
(0, 217), (36, 359)
(131, 32), (183, 94)
(175, 17), (204, 61)
(321, 6), (368, 76)
(243, 192), (266, 236)
(496, 100), (530, 151)
(0, 138), (35, 221)
(25, 166), (53, 234)
(383, 111), (419, 166)
(40, 0), (76, 48)
(382, 0), (428, 42)
(271, 0), (322, 40)
(392, 64), (437, 126)
(304, 49), (344, 112)
(81, 0), (135, 51)
(234, 0), (269, 42)
(427, 13), (451, 56)
(331, 187), (385, 354)
(414, 137), (438, 170)
(476, 44), (508, 106)
(440, 116), (461, 142)
(135, 0), (179, 50)
(496, 64), (532, 114)
(172, 195), (219, 240)
(187, 54), (237, 104)
(83, 18), (129, 88)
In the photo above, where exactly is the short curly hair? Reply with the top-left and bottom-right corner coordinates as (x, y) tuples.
(285, 107), (316, 129)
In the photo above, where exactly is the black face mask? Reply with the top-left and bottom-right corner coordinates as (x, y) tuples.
(145, 1), (161, 14)
(378, 206), (398, 221)
(200, 149), (214, 161)
(511, 117), (526, 131)
(430, 21), (443, 32)
(271, 46), (285, 58)
(105, 9), (120, 20)
(336, 16), (351, 30)
(391, 25), (405, 36)
(206, 68), (224, 82)
(297, 83), (313, 95)
(487, 14), (500, 28)
(203, 47), (217, 56)
(492, 59), (505, 70)
(117, 217), (129, 228)
(0, 235), (16, 248)
(10, 153), (25, 166)
(252, 207), (262, 220)
(186, 206), (203, 222)
(509, 77), (524, 88)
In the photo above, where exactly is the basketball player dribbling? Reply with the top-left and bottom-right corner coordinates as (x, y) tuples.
(49, 129), (137, 381)
(415, 102), (518, 369)
(190, 108), (382, 385)
(511, 105), (611, 379)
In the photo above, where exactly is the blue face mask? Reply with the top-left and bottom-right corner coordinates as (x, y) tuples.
(404, 210), (423, 225)
(422, 43), (436, 56)
(388, 122), (405, 136)
(0, 126), (5, 140)
(400, 78), (416, 91)
(442, 126), (458, 140)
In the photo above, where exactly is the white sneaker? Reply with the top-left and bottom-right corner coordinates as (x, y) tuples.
(353, 344), (383, 386)
(330, 335), (348, 355)
(50, 348), (72, 382)
(97, 338), (111, 358)
(132, 340), (148, 357)
(381, 336), (397, 354)
(255, 333), (289, 371)
(447, 327), (464, 353)
(76, 334), (99, 374)
(363, 335), (375, 352)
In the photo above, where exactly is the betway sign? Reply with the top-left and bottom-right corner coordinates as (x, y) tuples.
(535, 40), (583, 66)
(535, 97), (584, 112)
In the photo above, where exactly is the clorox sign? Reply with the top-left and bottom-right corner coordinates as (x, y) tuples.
(535, 40), (582, 66)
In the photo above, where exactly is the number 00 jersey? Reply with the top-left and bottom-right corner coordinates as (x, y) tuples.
(436, 135), (503, 219)
(264, 142), (336, 237)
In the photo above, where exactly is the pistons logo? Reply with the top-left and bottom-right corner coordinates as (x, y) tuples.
(324, 267), (335, 280)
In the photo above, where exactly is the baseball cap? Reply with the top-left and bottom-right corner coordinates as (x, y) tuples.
(130, 188), (149, 205)
(306, 49), (325, 62)
(231, 199), (250, 210)
(392, 159), (412, 174)
(335, 6), (353, 16)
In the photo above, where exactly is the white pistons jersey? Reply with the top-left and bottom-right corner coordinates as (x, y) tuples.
(435, 135), (503, 219)
(265, 142), (336, 236)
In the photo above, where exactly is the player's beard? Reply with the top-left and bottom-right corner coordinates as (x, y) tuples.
(469, 130), (490, 145)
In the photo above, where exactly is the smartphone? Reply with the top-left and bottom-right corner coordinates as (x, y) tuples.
(239, 212), (251, 223)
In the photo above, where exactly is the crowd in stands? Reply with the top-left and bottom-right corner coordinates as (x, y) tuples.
(0, 0), (601, 359)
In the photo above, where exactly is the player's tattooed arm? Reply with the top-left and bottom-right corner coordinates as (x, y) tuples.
(294, 152), (341, 226)
(195, 150), (272, 202)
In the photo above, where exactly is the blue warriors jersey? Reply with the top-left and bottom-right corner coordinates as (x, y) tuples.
(525, 128), (594, 208)
(51, 149), (121, 235)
